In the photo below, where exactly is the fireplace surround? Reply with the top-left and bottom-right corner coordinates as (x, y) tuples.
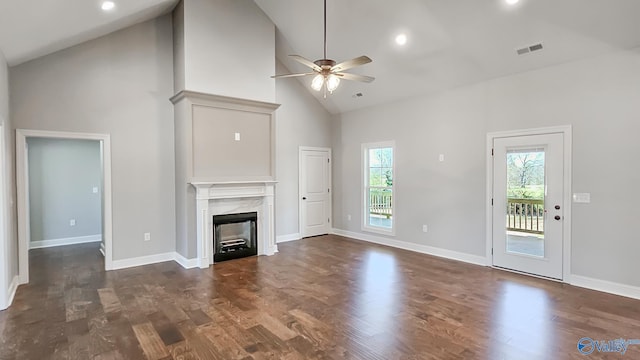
(190, 181), (277, 268)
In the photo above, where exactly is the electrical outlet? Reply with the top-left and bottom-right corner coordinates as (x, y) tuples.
(144, 233), (151, 241)
(234, 132), (241, 141)
(347, 214), (352, 221)
(70, 219), (76, 226)
(422, 224), (428, 233)
(92, 187), (99, 193)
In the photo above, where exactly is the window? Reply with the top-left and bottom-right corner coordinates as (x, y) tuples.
(363, 141), (395, 234)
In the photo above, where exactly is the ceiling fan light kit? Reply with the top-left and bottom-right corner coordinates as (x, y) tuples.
(271, 0), (374, 97)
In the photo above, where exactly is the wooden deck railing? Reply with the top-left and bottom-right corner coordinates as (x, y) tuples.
(370, 191), (392, 218)
(507, 198), (544, 234)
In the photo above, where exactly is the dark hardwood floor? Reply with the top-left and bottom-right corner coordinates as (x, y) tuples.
(1, 235), (640, 359)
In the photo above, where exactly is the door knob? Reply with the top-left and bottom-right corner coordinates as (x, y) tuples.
(554, 215), (561, 220)
(555, 205), (561, 210)
(302, 197), (307, 200)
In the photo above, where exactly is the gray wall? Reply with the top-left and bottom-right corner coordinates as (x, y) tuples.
(27, 138), (102, 243)
(192, 105), (273, 179)
(172, 0), (185, 93)
(274, 60), (332, 237)
(333, 48), (640, 287)
(180, 0), (275, 103)
(10, 16), (176, 260)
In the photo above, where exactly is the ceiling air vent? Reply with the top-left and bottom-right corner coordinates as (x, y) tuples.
(516, 42), (544, 56)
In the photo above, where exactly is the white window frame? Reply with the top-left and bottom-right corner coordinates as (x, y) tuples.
(362, 141), (396, 236)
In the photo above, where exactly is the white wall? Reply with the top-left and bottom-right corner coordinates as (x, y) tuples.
(10, 17), (176, 261)
(180, 0), (275, 103)
(27, 138), (102, 244)
(333, 48), (640, 288)
(274, 61), (332, 238)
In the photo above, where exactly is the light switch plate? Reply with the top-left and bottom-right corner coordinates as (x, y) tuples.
(573, 193), (591, 203)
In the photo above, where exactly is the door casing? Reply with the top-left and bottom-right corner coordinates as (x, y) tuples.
(486, 125), (572, 282)
(16, 129), (114, 285)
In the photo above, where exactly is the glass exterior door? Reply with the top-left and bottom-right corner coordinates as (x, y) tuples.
(493, 133), (564, 279)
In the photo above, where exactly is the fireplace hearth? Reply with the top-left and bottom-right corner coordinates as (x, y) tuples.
(213, 212), (258, 262)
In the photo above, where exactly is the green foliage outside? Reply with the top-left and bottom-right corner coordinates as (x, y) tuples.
(507, 151), (544, 199)
(369, 147), (393, 188)
(507, 185), (544, 199)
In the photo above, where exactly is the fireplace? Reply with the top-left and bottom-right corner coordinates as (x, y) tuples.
(213, 212), (258, 262)
(190, 181), (277, 268)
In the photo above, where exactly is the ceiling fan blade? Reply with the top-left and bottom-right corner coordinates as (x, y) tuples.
(334, 72), (375, 83)
(331, 56), (372, 72)
(271, 72), (315, 79)
(289, 55), (322, 72)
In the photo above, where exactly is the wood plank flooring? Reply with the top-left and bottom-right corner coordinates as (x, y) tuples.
(1, 235), (640, 359)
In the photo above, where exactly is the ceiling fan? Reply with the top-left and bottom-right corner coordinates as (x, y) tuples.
(271, 0), (375, 96)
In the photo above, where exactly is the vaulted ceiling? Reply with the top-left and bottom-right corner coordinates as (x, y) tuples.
(2, 0), (640, 114)
(0, 0), (177, 66)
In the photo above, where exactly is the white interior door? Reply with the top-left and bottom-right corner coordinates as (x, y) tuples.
(299, 148), (331, 238)
(492, 133), (564, 279)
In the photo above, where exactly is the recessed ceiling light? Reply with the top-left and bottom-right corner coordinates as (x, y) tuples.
(505, 0), (520, 5)
(395, 34), (408, 46)
(101, 1), (115, 11)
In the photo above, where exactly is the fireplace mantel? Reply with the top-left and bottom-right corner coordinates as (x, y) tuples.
(191, 180), (278, 199)
(190, 180), (277, 268)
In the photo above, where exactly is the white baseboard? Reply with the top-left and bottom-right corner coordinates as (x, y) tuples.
(99, 242), (105, 256)
(276, 233), (301, 243)
(173, 252), (198, 269)
(331, 228), (487, 266)
(111, 252), (175, 270)
(570, 275), (640, 300)
(30, 234), (102, 249)
(111, 250), (277, 271)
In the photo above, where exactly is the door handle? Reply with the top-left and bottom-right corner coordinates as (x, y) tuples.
(554, 215), (561, 221)
(302, 197), (307, 200)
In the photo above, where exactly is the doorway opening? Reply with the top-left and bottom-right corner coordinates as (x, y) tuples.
(16, 130), (113, 285)
(486, 126), (572, 281)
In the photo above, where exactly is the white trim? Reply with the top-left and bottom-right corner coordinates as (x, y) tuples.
(485, 125), (572, 280)
(570, 275), (640, 301)
(0, 123), (7, 310)
(16, 129), (114, 284)
(173, 252), (199, 269)
(30, 234), (102, 249)
(332, 228), (487, 266)
(299, 147), (332, 239)
(276, 233), (302, 243)
(4, 276), (19, 310)
(111, 252), (175, 270)
(1, 275), (19, 310)
(361, 141), (396, 236)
